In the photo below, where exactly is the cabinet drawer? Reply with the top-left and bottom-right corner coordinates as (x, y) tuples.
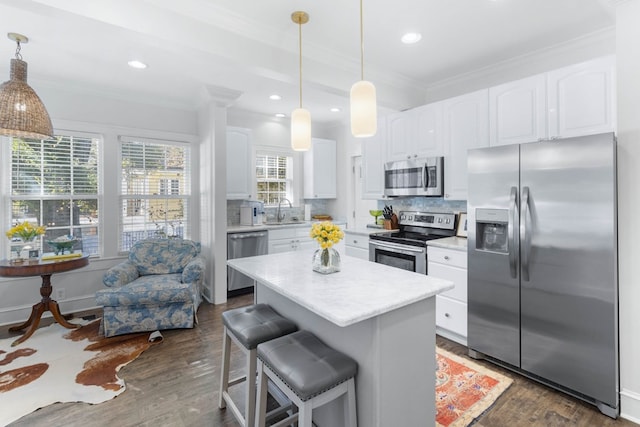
(436, 296), (467, 338)
(295, 227), (312, 238)
(428, 247), (467, 268)
(269, 228), (296, 240)
(345, 245), (369, 260)
(344, 232), (369, 250)
(428, 263), (467, 303)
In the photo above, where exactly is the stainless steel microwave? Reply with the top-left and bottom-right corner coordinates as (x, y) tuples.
(384, 157), (444, 197)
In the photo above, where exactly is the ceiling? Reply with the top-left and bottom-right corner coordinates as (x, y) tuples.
(0, 0), (616, 125)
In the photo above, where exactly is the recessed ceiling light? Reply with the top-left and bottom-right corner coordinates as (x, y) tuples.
(330, 107), (341, 113)
(275, 113), (286, 118)
(401, 32), (422, 44)
(270, 94), (282, 101)
(127, 60), (147, 69)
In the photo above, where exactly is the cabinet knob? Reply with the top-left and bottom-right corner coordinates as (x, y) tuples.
(407, 155), (411, 159)
(444, 256), (450, 260)
(353, 240), (358, 244)
(444, 313), (450, 318)
(413, 154), (418, 158)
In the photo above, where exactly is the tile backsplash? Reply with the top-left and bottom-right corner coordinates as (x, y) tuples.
(227, 199), (332, 225)
(377, 197), (467, 214)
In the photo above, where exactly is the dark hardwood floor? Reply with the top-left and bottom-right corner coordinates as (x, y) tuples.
(2, 294), (636, 427)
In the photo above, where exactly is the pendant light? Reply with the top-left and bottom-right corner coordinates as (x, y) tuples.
(0, 33), (53, 140)
(350, 0), (377, 138)
(291, 11), (311, 151)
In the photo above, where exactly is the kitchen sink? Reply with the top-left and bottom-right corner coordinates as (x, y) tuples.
(264, 220), (306, 226)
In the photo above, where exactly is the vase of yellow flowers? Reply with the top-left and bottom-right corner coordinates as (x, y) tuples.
(5, 221), (46, 262)
(310, 221), (344, 274)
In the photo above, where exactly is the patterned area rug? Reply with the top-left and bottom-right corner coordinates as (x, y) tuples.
(436, 347), (513, 427)
(0, 318), (162, 426)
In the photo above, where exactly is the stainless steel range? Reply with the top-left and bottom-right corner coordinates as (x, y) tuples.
(369, 211), (456, 274)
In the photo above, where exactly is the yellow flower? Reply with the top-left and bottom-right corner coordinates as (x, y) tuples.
(310, 221), (343, 248)
(6, 221), (46, 241)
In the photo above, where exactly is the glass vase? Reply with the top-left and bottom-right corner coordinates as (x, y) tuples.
(312, 246), (341, 274)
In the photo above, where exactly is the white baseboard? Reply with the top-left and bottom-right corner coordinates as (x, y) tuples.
(0, 295), (100, 327)
(620, 388), (640, 423)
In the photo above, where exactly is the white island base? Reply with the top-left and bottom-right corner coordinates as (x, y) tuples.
(227, 251), (453, 427)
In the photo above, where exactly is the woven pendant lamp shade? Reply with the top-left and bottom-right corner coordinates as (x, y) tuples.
(0, 58), (53, 140)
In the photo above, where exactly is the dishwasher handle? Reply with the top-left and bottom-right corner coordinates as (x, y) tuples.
(228, 231), (268, 239)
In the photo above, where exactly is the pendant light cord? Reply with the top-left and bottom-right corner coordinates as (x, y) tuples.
(298, 20), (303, 109)
(359, 0), (364, 81)
(15, 39), (22, 60)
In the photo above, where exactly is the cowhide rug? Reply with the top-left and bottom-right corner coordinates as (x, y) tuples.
(0, 318), (162, 426)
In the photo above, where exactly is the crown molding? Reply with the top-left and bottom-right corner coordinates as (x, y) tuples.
(425, 26), (615, 101)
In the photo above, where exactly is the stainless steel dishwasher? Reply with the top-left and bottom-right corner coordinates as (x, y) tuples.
(227, 230), (268, 296)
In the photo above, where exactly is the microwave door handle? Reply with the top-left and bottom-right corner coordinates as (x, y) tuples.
(423, 165), (429, 190)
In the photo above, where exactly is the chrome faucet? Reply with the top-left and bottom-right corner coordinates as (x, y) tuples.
(277, 198), (292, 222)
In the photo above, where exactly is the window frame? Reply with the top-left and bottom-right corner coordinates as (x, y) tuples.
(4, 131), (103, 258)
(255, 149), (295, 207)
(118, 135), (192, 252)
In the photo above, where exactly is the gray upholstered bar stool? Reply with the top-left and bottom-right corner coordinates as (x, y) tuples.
(255, 330), (358, 427)
(219, 304), (298, 427)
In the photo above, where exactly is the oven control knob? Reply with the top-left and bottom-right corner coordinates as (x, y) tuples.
(438, 218), (443, 223)
(445, 218), (450, 224)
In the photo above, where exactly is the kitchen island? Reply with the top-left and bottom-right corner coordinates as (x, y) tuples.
(227, 251), (453, 427)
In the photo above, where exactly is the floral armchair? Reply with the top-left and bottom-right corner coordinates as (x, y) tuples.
(96, 239), (205, 337)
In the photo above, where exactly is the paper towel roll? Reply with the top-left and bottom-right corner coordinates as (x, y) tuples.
(304, 204), (311, 221)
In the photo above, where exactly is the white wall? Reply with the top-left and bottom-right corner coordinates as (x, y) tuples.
(615, 0), (640, 422)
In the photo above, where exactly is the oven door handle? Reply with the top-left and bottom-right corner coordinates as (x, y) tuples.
(369, 240), (426, 253)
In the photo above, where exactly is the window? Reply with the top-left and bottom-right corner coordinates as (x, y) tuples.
(256, 153), (293, 206)
(9, 134), (101, 256)
(119, 137), (191, 251)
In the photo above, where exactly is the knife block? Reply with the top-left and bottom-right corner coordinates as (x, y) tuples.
(383, 214), (399, 230)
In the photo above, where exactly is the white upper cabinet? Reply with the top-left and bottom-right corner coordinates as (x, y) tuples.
(226, 127), (253, 200)
(415, 102), (444, 158)
(443, 89), (489, 201)
(386, 111), (415, 161)
(489, 74), (547, 146)
(362, 117), (387, 200)
(304, 138), (336, 199)
(547, 55), (616, 139)
(386, 103), (444, 161)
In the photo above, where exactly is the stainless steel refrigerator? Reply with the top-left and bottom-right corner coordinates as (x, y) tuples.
(467, 132), (618, 417)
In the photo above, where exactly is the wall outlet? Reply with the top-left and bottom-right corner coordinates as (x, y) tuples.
(55, 288), (66, 300)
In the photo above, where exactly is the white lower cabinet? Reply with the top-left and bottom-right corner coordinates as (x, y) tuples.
(428, 246), (468, 345)
(344, 231), (370, 261)
(268, 224), (345, 254)
(268, 227), (312, 253)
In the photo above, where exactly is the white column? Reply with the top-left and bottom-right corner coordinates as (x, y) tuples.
(615, 0), (640, 422)
(197, 85), (242, 304)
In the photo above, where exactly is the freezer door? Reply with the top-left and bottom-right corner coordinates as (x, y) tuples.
(467, 144), (521, 367)
(520, 134), (618, 409)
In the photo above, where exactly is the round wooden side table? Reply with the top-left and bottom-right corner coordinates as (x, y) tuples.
(0, 255), (90, 346)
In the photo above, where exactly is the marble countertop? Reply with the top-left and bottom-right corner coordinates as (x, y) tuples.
(426, 236), (468, 251)
(227, 220), (346, 234)
(227, 251), (453, 327)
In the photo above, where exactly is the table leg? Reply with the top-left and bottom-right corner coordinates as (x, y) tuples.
(8, 273), (79, 346)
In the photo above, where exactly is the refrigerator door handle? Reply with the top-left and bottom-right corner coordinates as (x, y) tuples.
(520, 186), (531, 281)
(508, 186), (518, 279)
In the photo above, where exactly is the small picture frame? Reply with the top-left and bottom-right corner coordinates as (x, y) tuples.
(28, 249), (39, 259)
(456, 213), (468, 238)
